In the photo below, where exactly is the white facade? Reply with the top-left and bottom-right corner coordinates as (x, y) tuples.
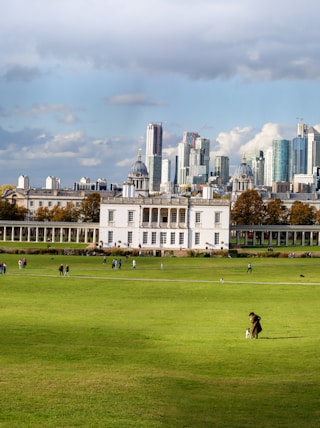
(17, 175), (30, 190)
(307, 127), (320, 174)
(99, 195), (230, 250)
(46, 176), (60, 190)
(264, 147), (273, 187)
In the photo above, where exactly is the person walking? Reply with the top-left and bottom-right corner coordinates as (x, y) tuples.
(132, 259), (136, 270)
(59, 264), (64, 276)
(247, 262), (252, 273)
(64, 265), (70, 276)
(249, 312), (262, 339)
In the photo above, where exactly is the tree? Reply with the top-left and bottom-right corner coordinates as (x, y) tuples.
(34, 206), (54, 221)
(0, 184), (15, 196)
(0, 200), (28, 220)
(80, 192), (101, 222)
(51, 203), (80, 222)
(231, 190), (266, 225)
(288, 201), (316, 225)
(265, 198), (288, 225)
(315, 209), (320, 225)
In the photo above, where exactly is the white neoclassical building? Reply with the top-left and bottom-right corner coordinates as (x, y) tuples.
(99, 191), (230, 251)
(99, 153), (230, 251)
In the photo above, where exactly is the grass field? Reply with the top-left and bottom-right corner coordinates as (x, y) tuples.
(0, 254), (319, 427)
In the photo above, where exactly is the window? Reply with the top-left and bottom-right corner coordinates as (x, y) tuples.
(214, 232), (220, 245)
(170, 232), (175, 245)
(30, 201), (34, 207)
(215, 212), (221, 224)
(179, 233), (184, 245)
(179, 210), (186, 223)
(39, 202), (43, 207)
(48, 202), (52, 207)
(108, 210), (114, 222)
(195, 212), (201, 223)
(151, 232), (156, 244)
(143, 232), (148, 244)
(195, 232), (200, 245)
(160, 232), (167, 244)
(143, 209), (149, 222)
(108, 231), (113, 244)
(57, 202), (61, 207)
(171, 211), (177, 223)
(128, 231), (133, 244)
(128, 211), (134, 223)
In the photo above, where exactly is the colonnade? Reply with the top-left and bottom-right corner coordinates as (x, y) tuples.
(0, 221), (99, 244)
(231, 225), (320, 247)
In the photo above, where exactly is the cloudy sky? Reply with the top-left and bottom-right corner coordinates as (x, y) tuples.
(1, 0), (320, 188)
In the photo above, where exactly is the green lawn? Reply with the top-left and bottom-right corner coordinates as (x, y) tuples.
(0, 255), (319, 427)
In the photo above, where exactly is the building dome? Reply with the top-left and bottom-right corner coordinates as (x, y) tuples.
(234, 154), (253, 178)
(130, 150), (148, 176)
(231, 154), (254, 201)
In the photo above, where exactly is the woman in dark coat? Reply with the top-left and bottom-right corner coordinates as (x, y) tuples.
(249, 312), (262, 339)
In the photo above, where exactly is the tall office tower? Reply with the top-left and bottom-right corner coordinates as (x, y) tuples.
(173, 155), (178, 186)
(264, 147), (273, 187)
(214, 156), (230, 185)
(160, 159), (172, 193)
(161, 159), (171, 183)
(272, 139), (290, 182)
(187, 137), (210, 185)
(177, 131), (200, 185)
(307, 126), (320, 174)
(146, 123), (163, 192)
(292, 132), (308, 178)
(251, 151), (265, 186)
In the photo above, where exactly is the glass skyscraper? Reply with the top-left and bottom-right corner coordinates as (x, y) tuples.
(272, 139), (290, 182)
(291, 136), (307, 177)
(146, 123), (163, 192)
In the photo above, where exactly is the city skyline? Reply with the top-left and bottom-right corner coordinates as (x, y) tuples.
(1, 1), (320, 188)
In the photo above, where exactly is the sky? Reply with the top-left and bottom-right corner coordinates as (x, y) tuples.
(1, 0), (320, 188)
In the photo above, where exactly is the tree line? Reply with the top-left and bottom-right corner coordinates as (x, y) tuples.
(0, 193), (101, 223)
(231, 189), (320, 225)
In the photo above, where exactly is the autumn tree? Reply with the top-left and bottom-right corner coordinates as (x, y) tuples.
(265, 198), (288, 225)
(80, 192), (101, 222)
(288, 201), (316, 225)
(0, 200), (28, 220)
(314, 209), (320, 225)
(51, 203), (80, 222)
(231, 189), (266, 225)
(34, 206), (54, 221)
(0, 184), (15, 196)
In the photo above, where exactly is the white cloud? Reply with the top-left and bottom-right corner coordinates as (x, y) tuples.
(212, 122), (294, 170)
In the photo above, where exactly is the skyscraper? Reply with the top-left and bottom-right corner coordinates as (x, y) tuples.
(146, 123), (163, 192)
(291, 121), (308, 180)
(177, 132), (199, 185)
(177, 131), (211, 188)
(272, 139), (290, 182)
(307, 126), (320, 174)
(214, 156), (230, 185)
(251, 151), (265, 186)
(187, 137), (210, 185)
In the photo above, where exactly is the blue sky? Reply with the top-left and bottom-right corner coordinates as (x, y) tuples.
(1, 0), (320, 188)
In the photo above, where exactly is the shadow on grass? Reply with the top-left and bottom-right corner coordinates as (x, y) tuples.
(260, 336), (304, 340)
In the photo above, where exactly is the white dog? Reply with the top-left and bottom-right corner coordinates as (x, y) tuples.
(245, 328), (251, 339)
